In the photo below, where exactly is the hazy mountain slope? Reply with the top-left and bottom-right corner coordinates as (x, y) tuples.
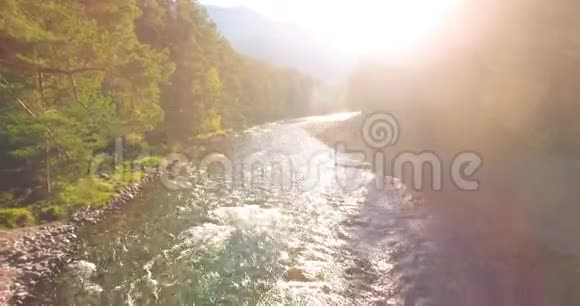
(204, 5), (351, 81)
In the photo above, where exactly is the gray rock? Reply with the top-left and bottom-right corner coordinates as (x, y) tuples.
(285, 268), (315, 282)
(22, 271), (41, 279)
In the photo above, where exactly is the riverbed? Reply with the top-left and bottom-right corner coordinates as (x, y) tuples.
(24, 113), (580, 305)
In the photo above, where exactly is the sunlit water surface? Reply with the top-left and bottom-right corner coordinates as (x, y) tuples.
(30, 114), (580, 306)
(32, 115), (425, 305)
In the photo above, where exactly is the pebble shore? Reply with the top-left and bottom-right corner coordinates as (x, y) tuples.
(0, 171), (159, 305)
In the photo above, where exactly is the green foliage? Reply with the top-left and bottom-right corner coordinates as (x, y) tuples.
(57, 178), (115, 209)
(0, 208), (35, 228)
(0, 192), (15, 204)
(135, 156), (165, 169)
(109, 164), (144, 189)
(39, 205), (67, 222)
(135, 0), (313, 141)
(0, 0), (314, 228)
(124, 133), (151, 153)
(56, 163), (144, 210)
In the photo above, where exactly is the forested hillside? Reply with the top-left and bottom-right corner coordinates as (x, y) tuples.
(205, 5), (352, 81)
(347, 0), (580, 155)
(0, 0), (313, 227)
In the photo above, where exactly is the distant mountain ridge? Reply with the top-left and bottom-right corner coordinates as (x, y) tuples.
(204, 5), (351, 81)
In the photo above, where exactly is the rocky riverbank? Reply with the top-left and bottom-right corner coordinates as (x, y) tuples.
(0, 170), (159, 305)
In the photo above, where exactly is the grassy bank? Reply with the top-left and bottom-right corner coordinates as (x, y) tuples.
(0, 156), (165, 229)
(0, 125), (238, 229)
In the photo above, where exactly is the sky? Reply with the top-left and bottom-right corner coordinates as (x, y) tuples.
(199, 0), (464, 57)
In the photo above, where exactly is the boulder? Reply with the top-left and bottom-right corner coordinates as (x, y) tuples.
(285, 268), (315, 282)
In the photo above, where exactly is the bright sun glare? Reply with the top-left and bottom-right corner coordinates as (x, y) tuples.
(339, 1), (459, 56)
(227, 0), (463, 57)
(304, 0), (462, 56)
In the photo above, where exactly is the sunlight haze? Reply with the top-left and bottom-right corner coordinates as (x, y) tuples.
(4, 1), (580, 305)
(200, 0), (463, 57)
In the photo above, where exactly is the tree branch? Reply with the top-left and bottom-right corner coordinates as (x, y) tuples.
(15, 98), (74, 161)
(38, 67), (106, 75)
(68, 74), (108, 124)
(68, 74), (92, 114)
(0, 59), (106, 75)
